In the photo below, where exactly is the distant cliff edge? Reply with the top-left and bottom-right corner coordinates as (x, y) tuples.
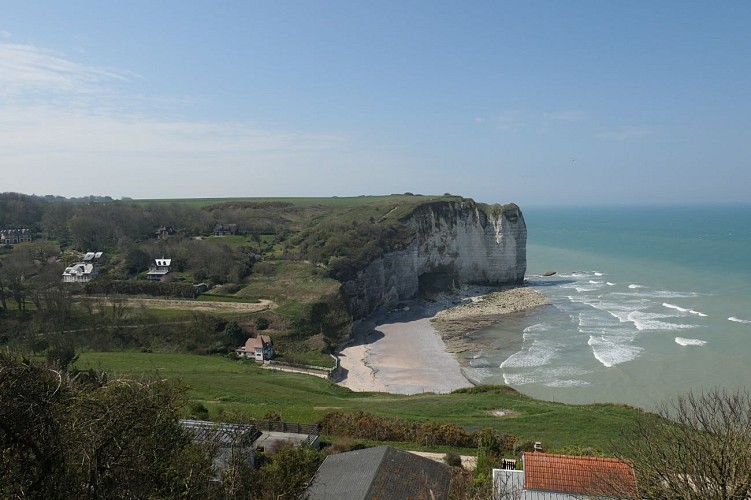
(340, 199), (526, 319)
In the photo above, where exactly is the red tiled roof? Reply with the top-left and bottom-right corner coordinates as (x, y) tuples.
(243, 335), (272, 350)
(524, 452), (638, 498)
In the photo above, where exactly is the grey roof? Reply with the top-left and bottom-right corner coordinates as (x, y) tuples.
(180, 419), (260, 447)
(304, 446), (452, 500)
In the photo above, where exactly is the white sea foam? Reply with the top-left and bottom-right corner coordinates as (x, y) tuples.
(606, 282), (616, 286)
(627, 311), (697, 331)
(675, 337), (707, 347)
(729, 317), (751, 324)
(588, 336), (643, 367)
(523, 323), (551, 334)
(663, 303), (690, 313)
(628, 284), (644, 289)
(545, 379), (590, 388)
(594, 272), (604, 276)
(502, 372), (538, 385)
(689, 310), (707, 317)
(500, 340), (562, 369)
(501, 366), (592, 386)
(651, 290), (701, 298)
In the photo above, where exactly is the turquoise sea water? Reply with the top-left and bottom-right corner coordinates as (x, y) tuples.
(460, 205), (751, 410)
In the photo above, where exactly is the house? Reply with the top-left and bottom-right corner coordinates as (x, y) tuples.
(62, 251), (105, 283)
(154, 226), (176, 239)
(493, 452), (639, 499)
(180, 419), (260, 479)
(0, 228), (32, 245)
(236, 335), (274, 361)
(304, 445), (452, 500)
(146, 257), (172, 281)
(180, 418), (321, 481)
(214, 223), (238, 236)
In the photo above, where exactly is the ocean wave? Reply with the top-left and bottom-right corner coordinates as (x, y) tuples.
(523, 323), (551, 334)
(606, 282), (616, 286)
(675, 337), (707, 347)
(502, 372), (537, 385)
(545, 379), (591, 388)
(501, 366), (592, 386)
(464, 367), (495, 381)
(469, 352), (493, 368)
(500, 341), (560, 368)
(588, 336), (642, 367)
(729, 317), (751, 324)
(662, 303), (706, 317)
(594, 272), (604, 276)
(663, 302), (690, 313)
(627, 311), (697, 331)
(628, 284), (644, 289)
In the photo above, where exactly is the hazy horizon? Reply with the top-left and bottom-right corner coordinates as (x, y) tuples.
(3, 2), (750, 206)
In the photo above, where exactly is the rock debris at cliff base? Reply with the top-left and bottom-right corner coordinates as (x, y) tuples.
(432, 287), (548, 353)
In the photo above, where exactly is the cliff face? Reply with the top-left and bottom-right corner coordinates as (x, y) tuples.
(341, 200), (526, 319)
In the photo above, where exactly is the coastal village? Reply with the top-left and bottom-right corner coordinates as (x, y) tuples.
(3, 194), (745, 498)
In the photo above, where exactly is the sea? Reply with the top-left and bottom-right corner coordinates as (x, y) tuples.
(459, 204), (751, 410)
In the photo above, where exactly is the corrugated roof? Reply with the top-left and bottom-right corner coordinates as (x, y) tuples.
(524, 452), (638, 498)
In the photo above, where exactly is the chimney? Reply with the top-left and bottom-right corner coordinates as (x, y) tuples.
(533, 441), (543, 453)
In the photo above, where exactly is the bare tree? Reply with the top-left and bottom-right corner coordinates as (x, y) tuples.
(618, 388), (751, 499)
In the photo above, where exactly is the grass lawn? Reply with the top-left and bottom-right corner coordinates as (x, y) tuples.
(76, 351), (652, 453)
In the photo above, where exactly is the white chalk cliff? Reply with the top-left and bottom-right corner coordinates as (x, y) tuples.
(341, 200), (526, 318)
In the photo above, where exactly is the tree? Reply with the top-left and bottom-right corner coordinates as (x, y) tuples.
(0, 248), (36, 312)
(618, 388), (751, 499)
(0, 351), (215, 499)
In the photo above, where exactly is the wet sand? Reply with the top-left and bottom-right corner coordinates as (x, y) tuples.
(336, 286), (547, 395)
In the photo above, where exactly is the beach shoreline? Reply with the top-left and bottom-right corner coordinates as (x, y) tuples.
(335, 286), (548, 394)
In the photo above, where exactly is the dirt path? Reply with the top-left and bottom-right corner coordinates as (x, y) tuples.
(407, 451), (477, 470)
(84, 296), (275, 313)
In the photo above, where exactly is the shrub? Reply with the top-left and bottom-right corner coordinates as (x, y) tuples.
(444, 451), (463, 468)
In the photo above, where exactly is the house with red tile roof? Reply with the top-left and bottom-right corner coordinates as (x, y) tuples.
(493, 452), (639, 499)
(236, 335), (274, 361)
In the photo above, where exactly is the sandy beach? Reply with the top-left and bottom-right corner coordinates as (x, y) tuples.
(336, 286), (547, 395)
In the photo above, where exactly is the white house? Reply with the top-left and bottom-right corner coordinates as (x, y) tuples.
(62, 263), (97, 283)
(236, 335), (274, 361)
(146, 257), (172, 281)
(493, 452), (639, 499)
(62, 252), (104, 283)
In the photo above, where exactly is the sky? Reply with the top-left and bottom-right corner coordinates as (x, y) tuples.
(1, 1), (750, 206)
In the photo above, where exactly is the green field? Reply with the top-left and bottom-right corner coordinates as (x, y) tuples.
(76, 351), (652, 453)
(133, 194), (455, 208)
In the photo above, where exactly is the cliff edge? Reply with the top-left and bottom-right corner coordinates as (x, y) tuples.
(340, 200), (526, 318)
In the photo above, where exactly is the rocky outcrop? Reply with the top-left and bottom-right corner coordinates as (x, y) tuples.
(341, 200), (526, 318)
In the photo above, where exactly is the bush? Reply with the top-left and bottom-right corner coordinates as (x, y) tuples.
(444, 451), (463, 468)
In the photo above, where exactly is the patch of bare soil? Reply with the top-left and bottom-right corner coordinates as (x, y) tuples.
(119, 297), (275, 312)
(489, 409), (520, 417)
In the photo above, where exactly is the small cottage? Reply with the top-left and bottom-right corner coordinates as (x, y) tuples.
(236, 335), (274, 361)
(214, 223), (238, 236)
(146, 257), (172, 281)
(154, 226), (176, 239)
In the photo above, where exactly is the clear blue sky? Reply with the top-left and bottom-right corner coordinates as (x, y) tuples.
(2, 1), (750, 206)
